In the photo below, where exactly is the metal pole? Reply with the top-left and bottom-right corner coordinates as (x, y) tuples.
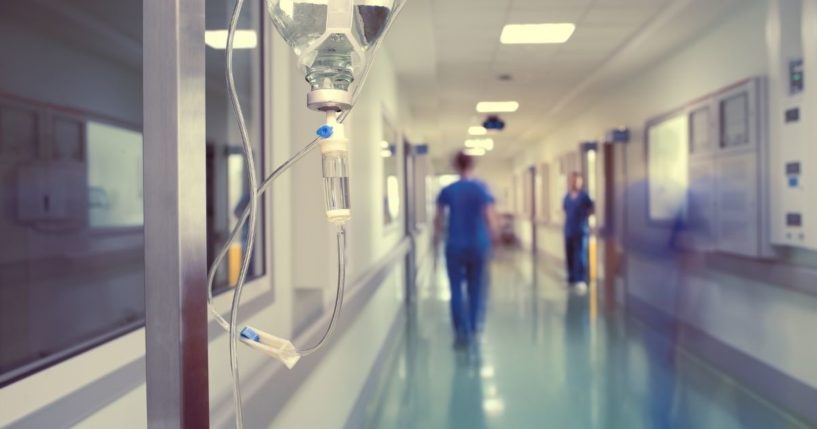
(143, 0), (210, 427)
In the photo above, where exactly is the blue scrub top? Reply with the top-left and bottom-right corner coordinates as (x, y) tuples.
(437, 179), (495, 250)
(563, 191), (594, 237)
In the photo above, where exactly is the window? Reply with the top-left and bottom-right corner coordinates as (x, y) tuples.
(0, 0), (145, 386)
(205, 0), (266, 293)
(87, 122), (144, 229)
(689, 106), (712, 154)
(382, 114), (401, 228)
(720, 92), (750, 148)
(647, 114), (689, 223)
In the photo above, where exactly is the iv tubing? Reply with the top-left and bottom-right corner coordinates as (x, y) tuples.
(225, 0), (257, 427)
(209, 0), (407, 332)
(302, 226), (347, 356)
(220, 1), (407, 427)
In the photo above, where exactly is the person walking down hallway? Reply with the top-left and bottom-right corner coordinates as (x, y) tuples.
(434, 151), (498, 347)
(563, 171), (594, 293)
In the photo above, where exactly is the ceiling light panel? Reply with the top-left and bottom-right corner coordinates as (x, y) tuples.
(205, 30), (258, 49)
(476, 101), (519, 113)
(463, 148), (487, 156)
(468, 126), (487, 135)
(465, 138), (495, 151)
(500, 23), (576, 44)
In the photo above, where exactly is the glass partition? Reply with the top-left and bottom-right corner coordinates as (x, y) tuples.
(0, 0), (145, 386)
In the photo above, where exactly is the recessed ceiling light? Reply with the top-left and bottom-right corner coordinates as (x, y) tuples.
(465, 138), (494, 151)
(468, 126), (487, 136)
(205, 30), (258, 49)
(476, 101), (519, 113)
(500, 23), (575, 45)
(463, 148), (487, 157)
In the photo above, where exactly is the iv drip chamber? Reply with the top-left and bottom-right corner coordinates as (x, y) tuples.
(319, 111), (352, 224)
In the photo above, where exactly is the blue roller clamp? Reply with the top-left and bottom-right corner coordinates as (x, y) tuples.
(317, 125), (334, 138)
(240, 326), (261, 342)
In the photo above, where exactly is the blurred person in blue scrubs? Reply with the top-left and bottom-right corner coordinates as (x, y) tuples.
(563, 171), (594, 292)
(434, 151), (498, 346)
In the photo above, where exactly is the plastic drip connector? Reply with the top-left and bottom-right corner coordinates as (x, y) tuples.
(317, 125), (334, 139)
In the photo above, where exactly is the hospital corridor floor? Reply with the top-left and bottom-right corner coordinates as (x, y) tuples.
(360, 251), (813, 429)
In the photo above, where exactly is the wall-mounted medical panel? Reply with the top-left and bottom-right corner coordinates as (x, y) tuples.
(795, 0), (817, 250)
(767, 0), (817, 250)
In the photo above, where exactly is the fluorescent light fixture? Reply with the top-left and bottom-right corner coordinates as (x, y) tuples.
(476, 101), (519, 113)
(205, 30), (258, 49)
(500, 23), (575, 44)
(463, 148), (486, 157)
(387, 176), (400, 219)
(482, 398), (506, 417)
(468, 126), (487, 136)
(465, 138), (494, 151)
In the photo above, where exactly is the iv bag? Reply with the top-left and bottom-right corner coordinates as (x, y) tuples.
(266, 0), (404, 91)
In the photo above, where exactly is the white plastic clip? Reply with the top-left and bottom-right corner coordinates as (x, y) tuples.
(240, 326), (301, 369)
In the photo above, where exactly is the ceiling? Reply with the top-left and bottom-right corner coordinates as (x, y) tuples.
(2, 0), (744, 162)
(385, 0), (744, 161)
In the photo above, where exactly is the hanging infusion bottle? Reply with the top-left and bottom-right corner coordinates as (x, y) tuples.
(318, 111), (351, 225)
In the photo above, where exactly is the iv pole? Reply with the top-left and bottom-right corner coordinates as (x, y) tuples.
(143, 0), (210, 427)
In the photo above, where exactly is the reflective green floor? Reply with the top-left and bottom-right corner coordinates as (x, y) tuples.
(361, 252), (814, 429)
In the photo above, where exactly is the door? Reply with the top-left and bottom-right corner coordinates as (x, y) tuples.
(602, 143), (618, 311)
(579, 142), (600, 284)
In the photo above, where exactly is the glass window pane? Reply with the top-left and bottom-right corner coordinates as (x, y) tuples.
(381, 116), (401, 227)
(689, 106), (712, 154)
(0, 106), (39, 160)
(87, 121), (144, 229)
(648, 115), (690, 222)
(53, 117), (85, 161)
(205, 0), (266, 293)
(720, 92), (750, 148)
(0, 0), (144, 385)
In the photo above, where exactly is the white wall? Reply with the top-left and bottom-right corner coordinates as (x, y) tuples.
(505, 0), (817, 391)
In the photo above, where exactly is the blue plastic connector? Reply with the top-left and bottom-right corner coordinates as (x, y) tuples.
(240, 326), (260, 342)
(316, 125), (334, 138)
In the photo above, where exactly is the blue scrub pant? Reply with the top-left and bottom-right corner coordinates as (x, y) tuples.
(445, 246), (489, 339)
(564, 234), (589, 283)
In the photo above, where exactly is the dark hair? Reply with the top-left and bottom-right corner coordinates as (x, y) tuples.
(453, 150), (475, 172)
